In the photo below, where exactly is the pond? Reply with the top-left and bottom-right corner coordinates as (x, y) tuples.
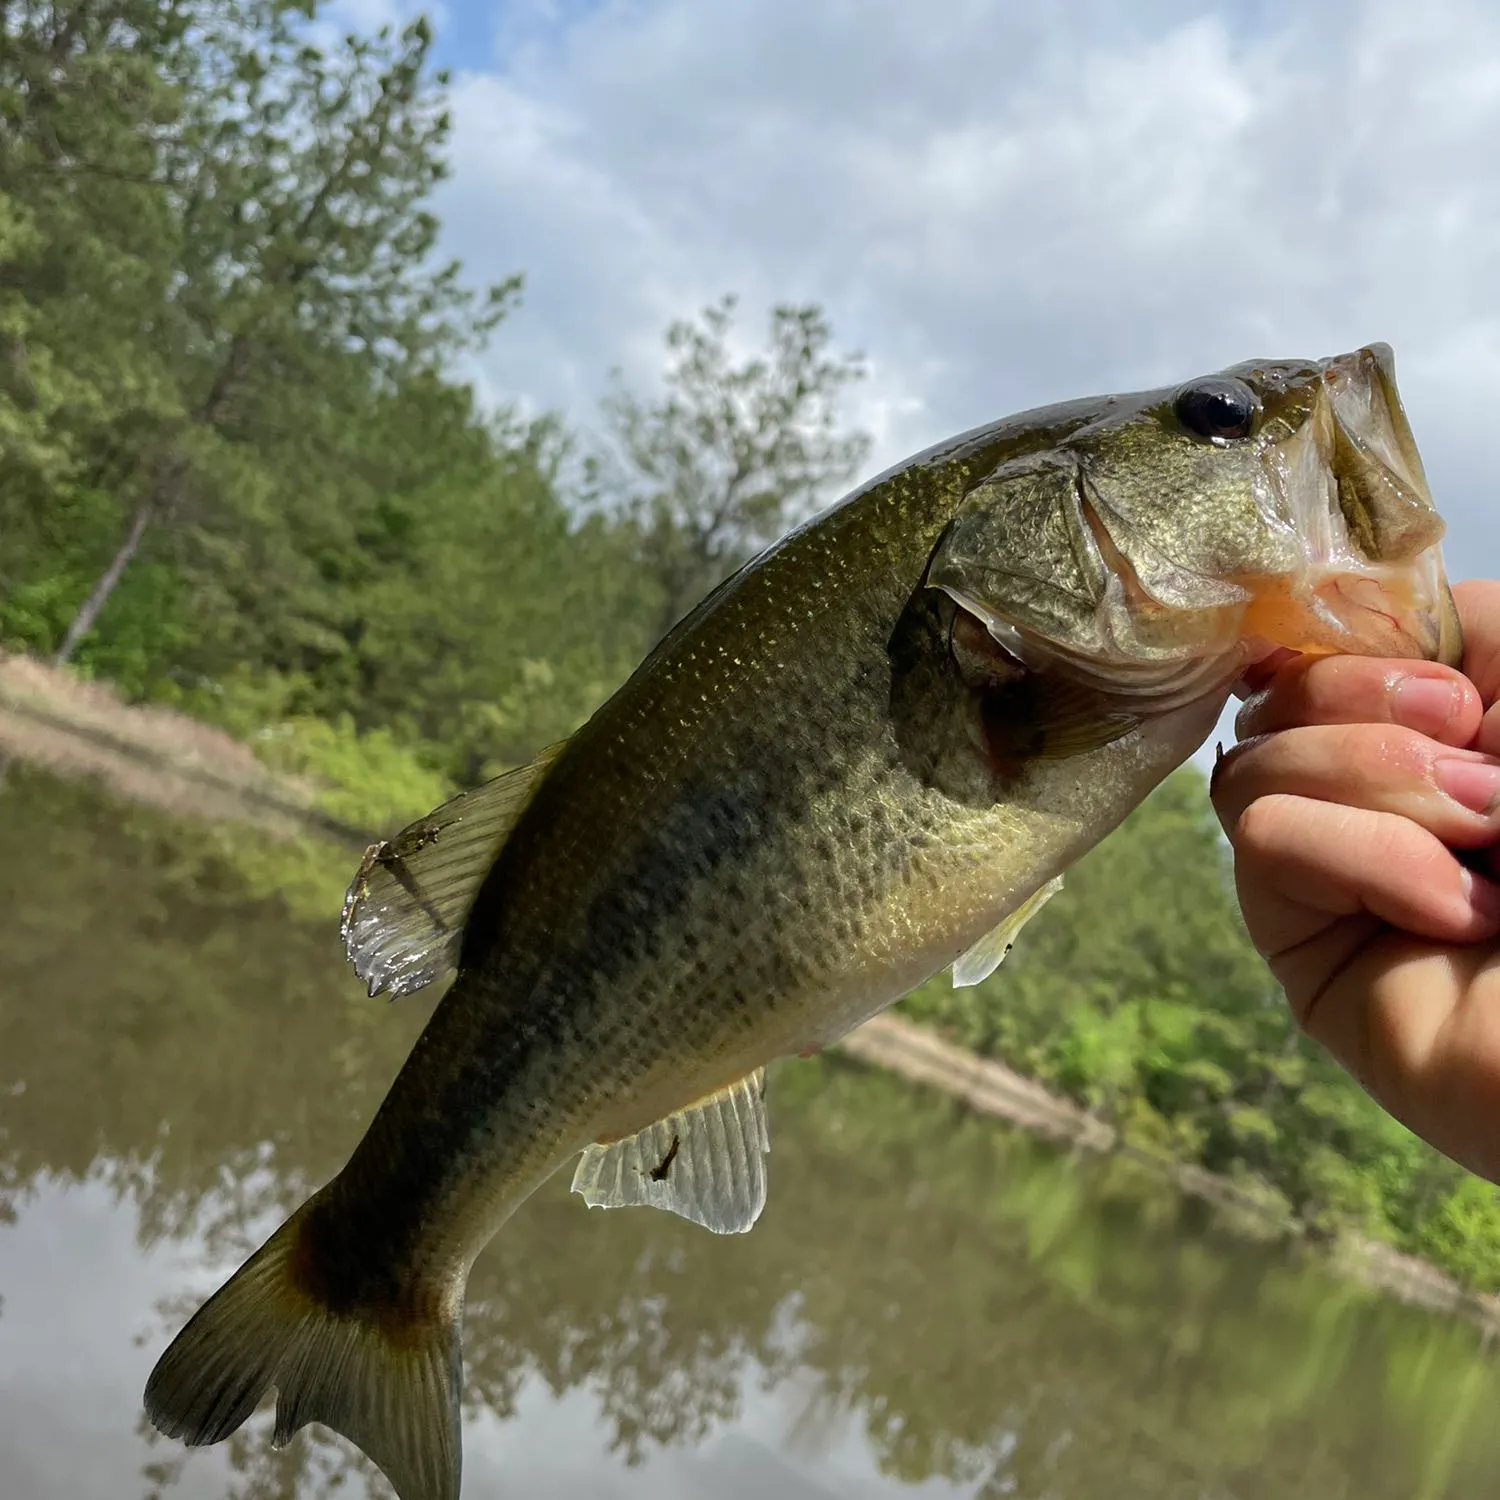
(2, 768), (1499, 1499)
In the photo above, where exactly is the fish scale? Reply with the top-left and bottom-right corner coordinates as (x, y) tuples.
(145, 344), (1463, 1500)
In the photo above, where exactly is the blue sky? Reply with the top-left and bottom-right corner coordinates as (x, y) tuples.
(424, 0), (609, 76)
(332, 0), (1500, 611)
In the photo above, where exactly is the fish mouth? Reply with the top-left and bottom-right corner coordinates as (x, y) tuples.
(1234, 343), (1462, 669)
(929, 343), (1461, 721)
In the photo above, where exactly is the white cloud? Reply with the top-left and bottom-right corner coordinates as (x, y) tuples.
(435, 0), (1500, 586)
(325, 0), (446, 38)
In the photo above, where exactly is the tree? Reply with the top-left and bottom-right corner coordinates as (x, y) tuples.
(324, 402), (666, 781)
(589, 295), (872, 641)
(0, 0), (191, 668)
(1, 1), (520, 681)
(0, 0), (666, 789)
(135, 5), (520, 677)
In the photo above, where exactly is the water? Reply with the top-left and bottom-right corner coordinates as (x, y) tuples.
(2, 769), (1500, 1500)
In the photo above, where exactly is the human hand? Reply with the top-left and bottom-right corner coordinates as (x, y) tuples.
(1211, 581), (1500, 1183)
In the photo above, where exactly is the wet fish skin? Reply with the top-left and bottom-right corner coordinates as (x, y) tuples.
(144, 345), (1459, 1500)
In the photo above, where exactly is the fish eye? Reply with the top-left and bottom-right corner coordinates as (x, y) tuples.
(1172, 378), (1260, 442)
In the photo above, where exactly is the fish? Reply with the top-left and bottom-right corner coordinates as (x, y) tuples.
(143, 343), (1461, 1500)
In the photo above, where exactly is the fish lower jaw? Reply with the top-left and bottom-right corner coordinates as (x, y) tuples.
(1021, 639), (1249, 722)
(1236, 558), (1450, 663)
(955, 597), (1250, 716)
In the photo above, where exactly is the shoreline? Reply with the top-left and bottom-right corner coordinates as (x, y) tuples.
(5, 649), (1498, 1335)
(0, 653), (370, 846)
(840, 1010), (1500, 1330)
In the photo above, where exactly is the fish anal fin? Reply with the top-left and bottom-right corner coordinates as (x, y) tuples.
(952, 874), (1065, 988)
(340, 741), (567, 999)
(570, 1069), (769, 1235)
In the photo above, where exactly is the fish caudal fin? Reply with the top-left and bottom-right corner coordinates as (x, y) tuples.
(143, 1201), (463, 1500)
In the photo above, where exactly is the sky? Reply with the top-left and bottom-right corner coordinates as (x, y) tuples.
(333, 0), (1500, 587)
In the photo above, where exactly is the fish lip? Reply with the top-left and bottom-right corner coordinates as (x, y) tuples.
(1238, 342), (1456, 666)
(1318, 343), (1436, 516)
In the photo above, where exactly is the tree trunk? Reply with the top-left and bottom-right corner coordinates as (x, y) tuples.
(52, 497), (156, 666)
(49, 323), (246, 673)
(0, 493), (162, 798)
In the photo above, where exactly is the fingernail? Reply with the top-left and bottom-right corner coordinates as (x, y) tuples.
(1395, 676), (1462, 736)
(1462, 868), (1500, 924)
(1436, 758), (1500, 815)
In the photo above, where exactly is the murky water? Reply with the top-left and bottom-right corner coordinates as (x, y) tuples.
(3, 769), (1500, 1499)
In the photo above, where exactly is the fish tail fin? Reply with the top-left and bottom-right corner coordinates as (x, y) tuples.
(143, 1197), (464, 1500)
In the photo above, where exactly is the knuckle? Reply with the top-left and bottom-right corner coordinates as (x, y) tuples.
(1344, 717), (1410, 762)
(1323, 720), (1430, 780)
(1286, 985), (1320, 1037)
(1232, 792), (1300, 855)
(1362, 723), (1434, 779)
(1305, 662), (1393, 726)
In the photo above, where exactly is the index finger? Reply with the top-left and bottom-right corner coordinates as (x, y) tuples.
(1234, 653), (1480, 744)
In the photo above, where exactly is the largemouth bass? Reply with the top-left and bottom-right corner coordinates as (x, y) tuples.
(144, 344), (1461, 1500)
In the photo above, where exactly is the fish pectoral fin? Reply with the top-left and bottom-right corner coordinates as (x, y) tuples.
(952, 874), (1065, 988)
(984, 673), (1141, 764)
(339, 741), (568, 999)
(570, 1068), (770, 1235)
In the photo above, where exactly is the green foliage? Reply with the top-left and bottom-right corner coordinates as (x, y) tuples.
(1414, 1175), (1500, 1290)
(250, 712), (449, 831)
(320, 410), (663, 778)
(0, 0), (189, 651)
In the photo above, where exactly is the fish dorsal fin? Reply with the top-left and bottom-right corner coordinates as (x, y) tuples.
(570, 1069), (770, 1235)
(952, 874), (1065, 988)
(339, 742), (567, 998)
